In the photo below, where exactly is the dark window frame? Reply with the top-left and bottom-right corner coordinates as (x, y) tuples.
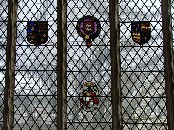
(1, 0), (174, 130)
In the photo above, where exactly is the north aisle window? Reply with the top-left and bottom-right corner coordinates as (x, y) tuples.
(0, 0), (174, 130)
(14, 0), (57, 129)
(67, 0), (111, 129)
(119, 0), (168, 129)
(0, 0), (8, 129)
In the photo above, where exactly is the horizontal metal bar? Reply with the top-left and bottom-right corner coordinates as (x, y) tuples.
(120, 46), (163, 47)
(0, 69), (6, 71)
(67, 70), (111, 72)
(15, 45), (165, 47)
(9, 44), (165, 48)
(64, 96), (167, 98)
(123, 122), (167, 124)
(67, 95), (111, 97)
(3, 45), (164, 47)
(15, 69), (56, 71)
(14, 70), (163, 72)
(0, 20), (57, 22)
(67, 122), (112, 123)
(0, 20), (109, 23)
(14, 70), (164, 73)
(0, 20), (162, 23)
(67, 21), (109, 22)
(16, 20), (56, 22)
(67, 45), (110, 46)
(68, 122), (168, 125)
(15, 44), (56, 47)
(14, 95), (57, 96)
(120, 21), (162, 23)
(122, 96), (166, 98)
(121, 70), (164, 72)
(67, 45), (163, 47)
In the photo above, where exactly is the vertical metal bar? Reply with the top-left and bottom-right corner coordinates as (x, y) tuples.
(57, 0), (67, 130)
(109, 0), (122, 130)
(3, 0), (18, 130)
(161, 0), (174, 130)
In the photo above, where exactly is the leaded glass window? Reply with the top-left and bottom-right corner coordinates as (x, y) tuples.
(14, 0), (57, 129)
(0, 0), (8, 129)
(119, 0), (168, 129)
(0, 0), (173, 130)
(67, 0), (111, 129)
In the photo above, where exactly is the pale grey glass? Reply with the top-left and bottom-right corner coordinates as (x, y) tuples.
(67, 0), (111, 130)
(0, 0), (8, 129)
(14, 0), (57, 130)
(119, 0), (168, 129)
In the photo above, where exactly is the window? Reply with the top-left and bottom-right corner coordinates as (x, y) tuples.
(119, 0), (168, 129)
(0, 0), (8, 129)
(0, 0), (174, 130)
(12, 0), (57, 130)
(67, 0), (111, 129)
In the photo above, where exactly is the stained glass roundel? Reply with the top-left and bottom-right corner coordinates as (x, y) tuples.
(76, 15), (101, 48)
(79, 81), (99, 112)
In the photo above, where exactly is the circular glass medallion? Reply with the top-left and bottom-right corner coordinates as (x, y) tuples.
(76, 15), (101, 48)
(79, 81), (99, 112)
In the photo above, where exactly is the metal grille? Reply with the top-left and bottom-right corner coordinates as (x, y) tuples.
(0, 0), (8, 129)
(67, 0), (111, 130)
(119, 0), (168, 129)
(14, 0), (57, 130)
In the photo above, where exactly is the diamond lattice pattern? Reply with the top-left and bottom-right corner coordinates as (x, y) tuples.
(119, 0), (168, 129)
(14, 0), (57, 130)
(67, 0), (111, 130)
(0, 0), (8, 129)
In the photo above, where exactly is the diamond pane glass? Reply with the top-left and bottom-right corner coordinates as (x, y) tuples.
(0, 0), (8, 129)
(14, 0), (57, 130)
(0, 71), (5, 129)
(119, 0), (168, 129)
(67, 0), (111, 129)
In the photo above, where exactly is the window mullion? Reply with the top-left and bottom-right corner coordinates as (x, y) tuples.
(110, 0), (122, 129)
(3, 0), (18, 130)
(161, 0), (174, 129)
(57, 0), (67, 130)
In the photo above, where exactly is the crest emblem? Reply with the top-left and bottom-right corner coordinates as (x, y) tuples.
(131, 21), (151, 45)
(79, 81), (99, 112)
(27, 21), (48, 46)
(76, 15), (101, 48)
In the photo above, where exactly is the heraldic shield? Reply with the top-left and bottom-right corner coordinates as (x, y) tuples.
(79, 81), (99, 112)
(76, 15), (101, 48)
(27, 21), (48, 46)
(131, 21), (151, 45)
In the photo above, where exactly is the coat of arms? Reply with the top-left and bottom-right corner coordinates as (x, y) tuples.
(27, 21), (48, 46)
(76, 15), (101, 48)
(131, 21), (151, 45)
(79, 81), (99, 112)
